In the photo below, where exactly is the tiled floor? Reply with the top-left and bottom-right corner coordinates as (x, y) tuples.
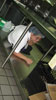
(0, 42), (22, 100)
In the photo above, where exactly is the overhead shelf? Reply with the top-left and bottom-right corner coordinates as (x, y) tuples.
(13, 0), (56, 46)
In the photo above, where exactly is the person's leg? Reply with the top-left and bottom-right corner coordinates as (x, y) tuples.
(29, 68), (46, 93)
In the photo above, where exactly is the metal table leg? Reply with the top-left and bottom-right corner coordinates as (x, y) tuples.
(0, 0), (6, 12)
(41, 44), (54, 61)
(20, 17), (26, 24)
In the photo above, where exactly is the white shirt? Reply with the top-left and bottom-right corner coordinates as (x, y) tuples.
(8, 25), (31, 53)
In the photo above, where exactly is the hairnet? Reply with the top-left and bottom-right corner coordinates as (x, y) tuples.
(29, 26), (45, 38)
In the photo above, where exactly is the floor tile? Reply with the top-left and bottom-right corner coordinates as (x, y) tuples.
(11, 86), (20, 95)
(0, 68), (6, 76)
(0, 42), (23, 100)
(1, 85), (12, 95)
(4, 62), (11, 69)
(8, 77), (16, 86)
(3, 96), (14, 100)
(0, 60), (3, 67)
(0, 76), (9, 85)
(14, 96), (22, 100)
(5, 69), (13, 77)
(0, 96), (3, 100)
(0, 88), (2, 95)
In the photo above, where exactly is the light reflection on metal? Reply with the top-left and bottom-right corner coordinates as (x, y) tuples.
(43, 0), (56, 6)
(0, 0), (6, 11)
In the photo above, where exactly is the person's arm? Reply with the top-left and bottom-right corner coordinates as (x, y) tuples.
(13, 52), (33, 65)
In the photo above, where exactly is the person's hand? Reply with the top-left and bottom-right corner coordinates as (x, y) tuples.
(26, 58), (33, 65)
